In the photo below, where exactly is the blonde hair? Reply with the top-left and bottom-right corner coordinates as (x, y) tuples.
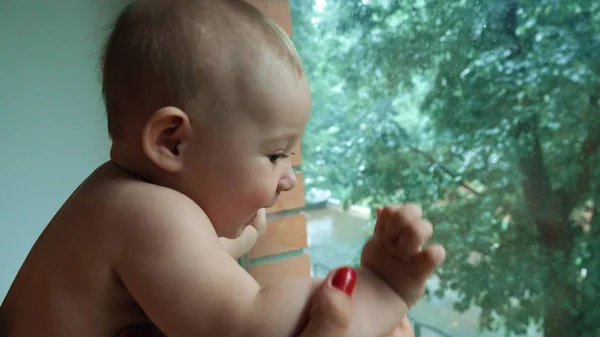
(101, 0), (304, 139)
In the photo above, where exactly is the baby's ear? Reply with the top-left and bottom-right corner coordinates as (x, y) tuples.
(141, 106), (190, 173)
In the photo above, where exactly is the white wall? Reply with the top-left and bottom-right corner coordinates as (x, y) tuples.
(0, 0), (126, 299)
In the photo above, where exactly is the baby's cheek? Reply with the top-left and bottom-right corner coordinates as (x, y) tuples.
(249, 180), (278, 205)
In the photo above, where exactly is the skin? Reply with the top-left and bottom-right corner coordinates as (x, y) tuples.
(118, 268), (416, 337)
(118, 212), (419, 337)
(0, 20), (444, 337)
(219, 209), (265, 260)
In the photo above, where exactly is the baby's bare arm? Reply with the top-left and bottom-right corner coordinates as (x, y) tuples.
(114, 187), (405, 337)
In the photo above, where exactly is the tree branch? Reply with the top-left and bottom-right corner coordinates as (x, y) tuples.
(502, 0), (522, 57)
(515, 115), (554, 217)
(563, 94), (600, 210)
(409, 146), (483, 196)
(514, 114), (575, 250)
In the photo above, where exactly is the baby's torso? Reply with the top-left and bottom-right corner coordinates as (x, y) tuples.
(0, 163), (152, 337)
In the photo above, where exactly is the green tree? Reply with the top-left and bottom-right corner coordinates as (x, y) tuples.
(291, 0), (600, 336)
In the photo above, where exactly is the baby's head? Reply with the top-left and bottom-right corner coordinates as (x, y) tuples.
(102, 0), (311, 238)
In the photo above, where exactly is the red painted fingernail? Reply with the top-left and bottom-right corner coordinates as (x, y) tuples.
(331, 266), (357, 296)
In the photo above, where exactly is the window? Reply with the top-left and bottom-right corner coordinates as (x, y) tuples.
(292, 1), (600, 337)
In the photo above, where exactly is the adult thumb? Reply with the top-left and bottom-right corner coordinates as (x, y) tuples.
(299, 266), (357, 337)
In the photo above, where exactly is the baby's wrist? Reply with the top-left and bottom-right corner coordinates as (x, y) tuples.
(360, 239), (405, 296)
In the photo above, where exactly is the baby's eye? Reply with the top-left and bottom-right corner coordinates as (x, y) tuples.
(268, 152), (295, 164)
(268, 154), (286, 164)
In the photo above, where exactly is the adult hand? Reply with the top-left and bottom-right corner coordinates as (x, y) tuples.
(302, 266), (415, 337)
(297, 266), (356, 336)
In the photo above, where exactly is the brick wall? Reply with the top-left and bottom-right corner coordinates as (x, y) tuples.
(241, 0), (311, 287)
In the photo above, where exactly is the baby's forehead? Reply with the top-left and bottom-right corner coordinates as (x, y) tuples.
(226, 61), (311, 135)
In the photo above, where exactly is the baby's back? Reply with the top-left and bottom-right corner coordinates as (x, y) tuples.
(0, 163), (152, 337)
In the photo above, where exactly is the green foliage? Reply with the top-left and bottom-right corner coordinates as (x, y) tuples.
(291, 0), (600, 336)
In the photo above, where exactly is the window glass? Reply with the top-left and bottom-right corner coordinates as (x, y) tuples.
(291, 1), (600, 336)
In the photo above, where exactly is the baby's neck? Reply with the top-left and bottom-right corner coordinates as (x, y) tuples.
(110, 142), (161, 185)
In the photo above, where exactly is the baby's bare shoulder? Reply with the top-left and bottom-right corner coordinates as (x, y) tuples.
(103, 174), (215, 242)
(78, 164), (217, 257)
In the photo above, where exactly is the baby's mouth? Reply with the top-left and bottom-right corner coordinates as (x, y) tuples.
(263, 197), (278, 210)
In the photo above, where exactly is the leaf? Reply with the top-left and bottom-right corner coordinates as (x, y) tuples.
(291, 0), (600, 335)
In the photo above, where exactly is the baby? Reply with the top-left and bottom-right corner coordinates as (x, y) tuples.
(0, 1), (445, 336)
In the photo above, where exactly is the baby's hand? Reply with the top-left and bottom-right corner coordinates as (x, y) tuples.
(361, 204), (445, 308)
(251, 208), (267, 235)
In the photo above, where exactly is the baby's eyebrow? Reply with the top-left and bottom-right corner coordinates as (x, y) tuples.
(263, 134), (299, 143)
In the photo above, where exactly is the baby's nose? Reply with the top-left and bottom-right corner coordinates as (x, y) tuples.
(278, 166), (297, 192)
